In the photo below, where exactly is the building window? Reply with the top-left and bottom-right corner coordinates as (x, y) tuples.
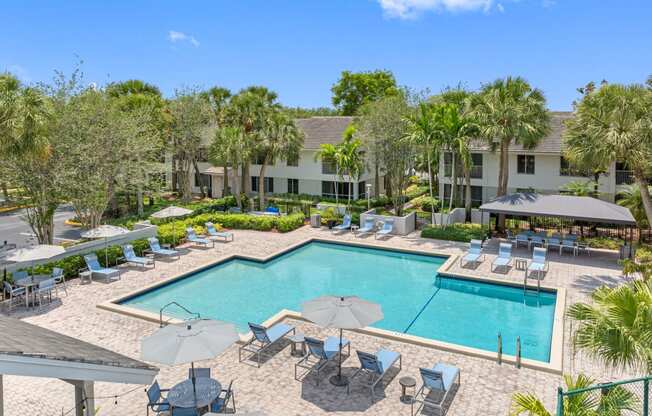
(443, 152), (453, 177)
(251, 177), (274, 193)
(358, 181), (367, 199)
(321, 181), (350, 199)
(251, 176), (259, 192)
(560, 157), (590, 177)
(287, 178), (299, 194)
(616, 161), (634, 185)
(470, 153), (483, 179)
(443, 185), (483, 207)
(321, 157), (337, 175)
(517, 155), (535, 175)
(287, 154), (299, 167)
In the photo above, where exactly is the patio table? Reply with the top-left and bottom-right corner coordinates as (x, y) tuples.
(168, 378), (221, 410)
(15, 275), (51, 307)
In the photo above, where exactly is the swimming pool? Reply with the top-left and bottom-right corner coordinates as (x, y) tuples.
(121, 241), (557, 362)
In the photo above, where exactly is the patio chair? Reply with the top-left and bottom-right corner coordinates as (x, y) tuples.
(348, 349), (402, 401)
(210, 379), (236, 414)
(375, 219), (394, 239)
(546, 237), (561, 253)
(238, 322), (295, 367)
(294, 336), (351, 385)
(188, 367), (210, 379)
(460, 239), (485, 268)
(145, 380), (170, 416)
(147, 237), (180, 259)
(412, 363), (461, 416)
(515, 233), (529, 249)
(83, 253), (121, 282)
(529, 235), (545, 250)
(3, 281), (26, 311)
(11, 270), (29, 281)
(560, 239), (577, 256)
(121, 244), (155, 269)
(170, 407), (199, 416)
(505, 230), (517, 246)
(565, 234), (578, 241)
(528, 247), (548, 280)
(35, 278), (56, 308)
(185, 227), (212, 248)
(491, 243), (513, 273)
(228, 206), (242, 214)
(265, 206), (280, 215)
(332, 214), (352, 234)
(205, 222), (234, 242)
(356, 218), (375, 237)
(51, 267), (67, 296)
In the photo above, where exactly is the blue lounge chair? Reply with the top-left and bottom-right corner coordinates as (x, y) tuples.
(349, 349), (402, 400)
(210, 380), (236, 414)
(546, 237), (561, 253)
(460, 239), (485, 268)
(185, 227), (212, 248)
(412, 363), (461, 416)
(375, 219), (394, 239)
(121, 244), (155, 269)
(145, 380), (170, 416)
(560, 238), (577, 255)
(356, 218), (375, 237)
(147, 237), (180, 259)
(491, 243), (513, 273)
(528, 247), (548, 279)
(515, 233), (529, 249)
(83, 253), (121, 282)
(294, 336), (351, 385)
(238, 322), (295, 367)
(529, 235), (545, 250)
(205, 222), (234, 242)
(332, 214), (352, 233)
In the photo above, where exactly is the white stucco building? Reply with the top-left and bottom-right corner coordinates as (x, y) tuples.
(438, 111), (634, 205)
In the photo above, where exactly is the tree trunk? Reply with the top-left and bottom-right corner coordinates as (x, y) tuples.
(136, 184), (144, 217)
(348, 175), (352, 212)
(1, 182), (9, 202)
(448, 153), (456, 224)
(232, 164), (241, 208)
(464, 167), (472, 222)
(426, 149), (435, 225)
(635, 174), (652, 229)
(192, 160), (206, 198)
(496, 138), (510, 230)
(258, 155), (268, 209)
(223, 164), (229, 196)
(593, 172), (600, 198)
(181, 164), (192, 203)
(242, 164), (250, 195)
(334, 171), (339, 206)
(374, 161), (380, 198)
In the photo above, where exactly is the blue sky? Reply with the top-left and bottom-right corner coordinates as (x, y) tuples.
(1, 0), (651, 110)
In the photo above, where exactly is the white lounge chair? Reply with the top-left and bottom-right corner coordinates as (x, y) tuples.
(460, 239), (485, 268)
(356, 218), (375, 237)
(205, 222), (234, 242)
(491, 243), (513, 273)
(375, 219), (394, 239)
(528, 247), (548, 279)
(332, 215), (352, 234)
(412, 363), (460, 416)
(121, 244), (155, 269)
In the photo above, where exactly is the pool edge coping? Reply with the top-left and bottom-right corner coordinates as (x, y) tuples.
(97, 236), (564, 375)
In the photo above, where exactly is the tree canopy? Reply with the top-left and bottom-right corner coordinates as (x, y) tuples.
(331, 70), (400, 116)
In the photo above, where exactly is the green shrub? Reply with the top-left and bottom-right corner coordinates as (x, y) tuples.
(405, 184), (429, 199)
(636, 244), (652, 263)
(277, 212), (306, 232)
(579, 236), (624, 250)
(410, 195), (439, 212)
(421, 224), (488, 242)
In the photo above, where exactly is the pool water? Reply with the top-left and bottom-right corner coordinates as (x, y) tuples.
(122, 242), (556, 362)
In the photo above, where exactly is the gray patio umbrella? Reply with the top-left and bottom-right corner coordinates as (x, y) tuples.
(141, 319), (239, 402)
(150, 206), (193, 248)
(81, 225), (129, 267)
(301, 295), (383, 386)
(5, 244), (66, 276)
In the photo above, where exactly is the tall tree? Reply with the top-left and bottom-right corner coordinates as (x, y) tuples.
(331, 70), (400, 116)
(617, 184), (650, 229)
(564, 83), (652, 227)
(201, 86), (232, 196)
(471, 77), (550, 229)
(315, 143), (343, 206)
(209, 126), (249, 208)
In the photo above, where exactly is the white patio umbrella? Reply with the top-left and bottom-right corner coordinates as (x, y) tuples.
(141, 319), (239, 402)
(150, 206), (193, 247)
(301, 295), (383, 386)
(81, 225), (129, 266)
(6, 244), (66, 277)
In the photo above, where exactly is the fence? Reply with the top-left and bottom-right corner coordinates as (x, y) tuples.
(556, 376), (651, 416)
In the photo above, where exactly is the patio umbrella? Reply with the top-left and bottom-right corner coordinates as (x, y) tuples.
(141, 319), (239, 403)
(5, 244), (66, 276)
(301, 295), (383, 386)
(81, 225), (129, 267)
(150, 206), (193, 248)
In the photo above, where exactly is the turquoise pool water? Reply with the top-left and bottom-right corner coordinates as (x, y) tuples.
(122, 242), (556, 362)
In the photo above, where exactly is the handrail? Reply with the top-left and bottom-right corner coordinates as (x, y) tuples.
(515, 336), (521, 369)
(159, 301), (201, 327)
(497, 332), (502, 364)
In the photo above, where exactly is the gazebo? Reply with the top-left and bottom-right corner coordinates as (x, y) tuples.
(0, 316), (158, 416)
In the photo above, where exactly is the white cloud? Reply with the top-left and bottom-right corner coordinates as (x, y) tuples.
(496, 2), (504, 12)
(378, 0), (494, 19)
(168, 30), (200, 47)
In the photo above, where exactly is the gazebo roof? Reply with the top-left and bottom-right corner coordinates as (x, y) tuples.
(479, 193), (637, 226)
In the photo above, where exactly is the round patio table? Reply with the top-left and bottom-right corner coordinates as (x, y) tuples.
(15, 275), (52, 307)
(168, 378), (221, 410)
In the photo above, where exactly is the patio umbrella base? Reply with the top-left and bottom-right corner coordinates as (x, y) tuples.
(329, 374), (349, 387)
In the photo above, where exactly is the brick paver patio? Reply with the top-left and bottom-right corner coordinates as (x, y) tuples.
(0, 226), (640, 415)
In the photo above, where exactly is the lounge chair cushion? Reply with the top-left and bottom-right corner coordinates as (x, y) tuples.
(264, 322), (294, 344)
(528, 262), (546, 272)
(433, 363), (459, 391)
(493, 257), (511, 266)
(94, 267), (119, 276)
(463, 253), (481, 263)
(376, 349), (400, 373)
(323, 336), (349, 359)
(155, 248), (178, 256)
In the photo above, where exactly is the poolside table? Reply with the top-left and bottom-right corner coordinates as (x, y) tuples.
(15, 275), (52, 308)
(168, 378), (221, 410)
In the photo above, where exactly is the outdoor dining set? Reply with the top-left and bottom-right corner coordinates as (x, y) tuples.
(2, 268), (67, 311)
(507, 230), (589, 256)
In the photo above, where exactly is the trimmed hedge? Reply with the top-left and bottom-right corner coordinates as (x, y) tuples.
(410, 195), (439, 212)
(421, 224), (488, 243)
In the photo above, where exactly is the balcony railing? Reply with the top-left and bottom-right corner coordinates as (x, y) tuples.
(616, 170), (635, 185)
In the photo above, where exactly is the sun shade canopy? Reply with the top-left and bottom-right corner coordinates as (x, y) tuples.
(479, 193), (637, 226)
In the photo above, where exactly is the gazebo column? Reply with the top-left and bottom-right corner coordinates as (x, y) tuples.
(0, 374), (4, 416)
(64, 379), (95, 416)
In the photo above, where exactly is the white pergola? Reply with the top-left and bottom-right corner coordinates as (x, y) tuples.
(0, 316), (158, 416)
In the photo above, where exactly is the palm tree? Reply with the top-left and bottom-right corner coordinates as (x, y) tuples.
(567, 279), (652, 373)
(405, 102), (439, 224)
(617, 184), (650, 229)
(511, 374), (638, 416)
(471, 77), (550, 229)
(337, 134), (364, 210)
(209, 126), (249, 209)
(256, 110), (303, 208)
(315, 143), (343, 206)
(565, 83), (652, 227)
(560, 180), (595, 197)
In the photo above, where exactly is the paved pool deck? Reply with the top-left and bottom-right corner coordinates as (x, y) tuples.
(0, 225), (640, 415)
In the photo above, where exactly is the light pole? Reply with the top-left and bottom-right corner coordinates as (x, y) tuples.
(366, 183), (372, 210)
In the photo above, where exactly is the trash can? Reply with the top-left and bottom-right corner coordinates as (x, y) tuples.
(310, 213), (321, 228)
(620, 243), (632, 260)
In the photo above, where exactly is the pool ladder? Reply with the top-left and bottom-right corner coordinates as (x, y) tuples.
(497, 333), (522, 369)
(523, 272), (541, 296)
(159, 301), (201, 327)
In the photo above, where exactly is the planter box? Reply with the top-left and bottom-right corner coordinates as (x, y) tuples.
(359, 209), (416, 236)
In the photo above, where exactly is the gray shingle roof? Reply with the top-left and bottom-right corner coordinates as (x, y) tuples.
(295, 117), (354, 150)
(468, 111), (572, 154)
(0, 316), (157, 370)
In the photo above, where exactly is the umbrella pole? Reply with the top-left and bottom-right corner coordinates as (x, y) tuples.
(105, 236), (109, 267)
(330, 328), (348, 386)
(191, 362), (197, 405)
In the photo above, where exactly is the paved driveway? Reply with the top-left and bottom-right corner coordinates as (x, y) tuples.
(0, 205), (80, 248)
